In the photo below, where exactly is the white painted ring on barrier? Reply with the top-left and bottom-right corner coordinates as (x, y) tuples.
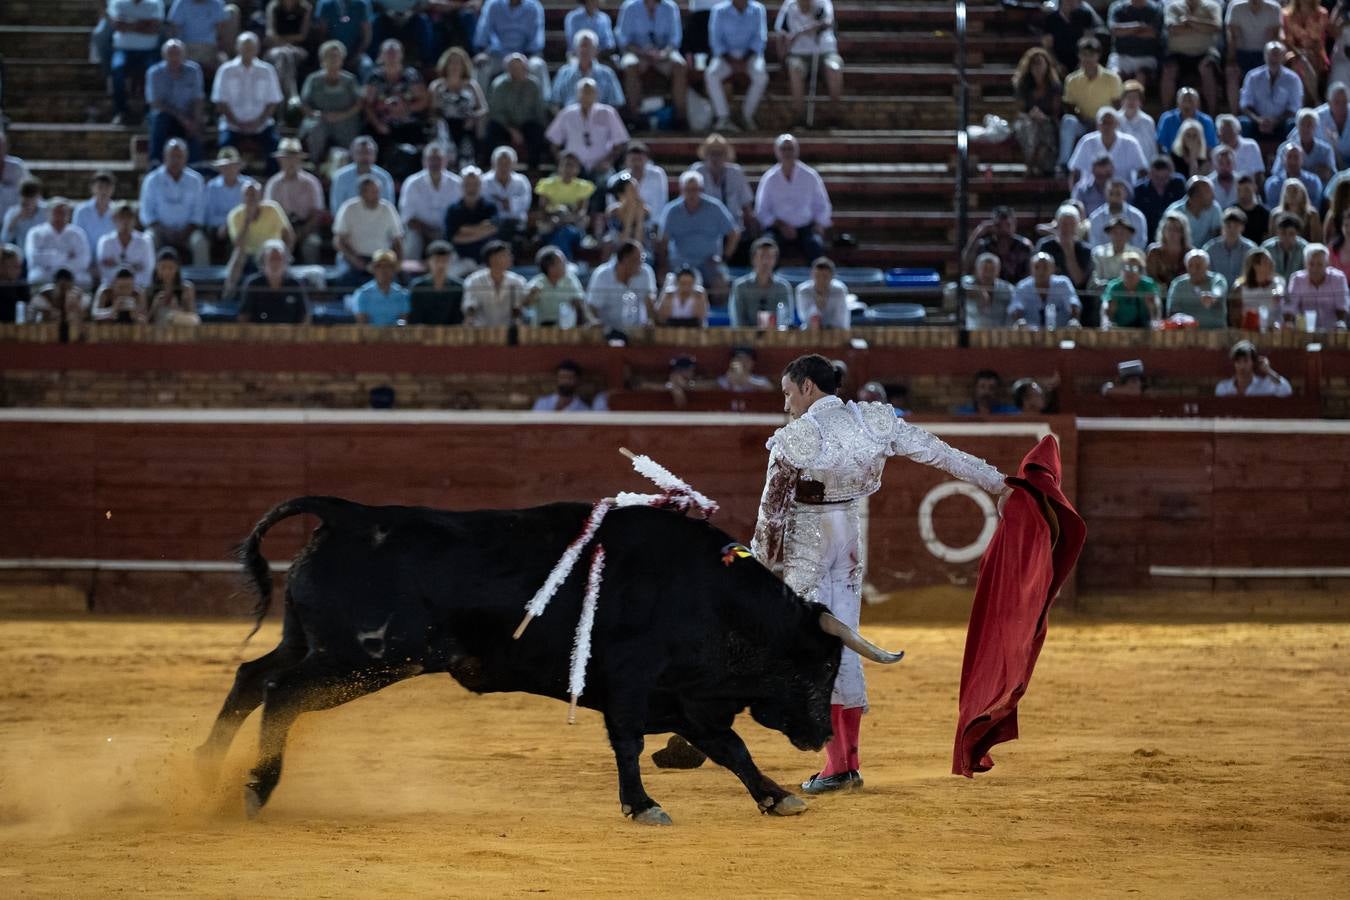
(917, 481), (998, 564)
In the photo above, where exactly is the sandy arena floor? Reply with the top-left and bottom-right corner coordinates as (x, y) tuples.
(1, 614), (1347, 898)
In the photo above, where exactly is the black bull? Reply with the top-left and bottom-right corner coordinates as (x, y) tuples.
(196, 496), (904, 824)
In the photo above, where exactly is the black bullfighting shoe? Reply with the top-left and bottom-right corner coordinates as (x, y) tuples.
(800, 770), (861, 794)
(651, 735), (707, 769)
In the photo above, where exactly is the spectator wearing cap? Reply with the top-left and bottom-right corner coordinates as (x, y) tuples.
(1216, 339), (1292, 396)
(1160, 0), (1221, 113)
(1037, 205), (1093, 302)
(212, 33), (284, 164)
(525, 247), (588, 327)
(1107, 0), (1165, 88)
(485, 54), (551, 172)
(729, 236), (793, 327)
(444, 166), (500, 273)
(1155, 87), (1218, 154)
(1201, 208), (1256, 290)
(351, 249), (411, 326)
(108, 0), (165, 125)
(139, 140), (209, 265)
(399, 143), (464, 264)
(962, 205), (1035, 283)
(1040, 0), (1105, 74)
(1091, 217), (1140, 289)
(1073, 155), (1119, 215)
(165, 0), (231, 81)
(2, 179), (48, 251)
(1088, 179), (1148, 248)
(615, 0), (689, 126)
(1165, 247), (1227, 326)
(1058, 36), (1123, 170)
(1165, 176), (1223, 246)
(92, 268), (149, 323)
(203, 147), (257, 263)
(1010, 252), (1082, 326)
(545, 78), (630, 177)
(1264, 144), (1323, 210)
(755, 133), (832, 263)
(656, 264), (709, 326)
(482, 146), (534, 242)
(719, 346), (773, 392)
(1102, 249), (1160, 326)
(705, 0), (769, 133)
(535, 153), (594, 260)
(1224, 0), (1282, 106)
(657, 171), (740, 304)
(264, 138), (328, 265)
(946, 251), (1013, 329)
(1235, 174), (1270, 242)
(300, 41), (366, 161)
(690, 133), (754, 232)
(146, 39), (206, 166)
(240, 237), (310, 325)
(610, 142), (667, 225)
(74, 172), (120, 267)
(1115, 79), (1156, 152)
(225, 181), (294, 291)
(1285, 244), (1350, 328)
(1277, 109), (1337, 184)
(1132, 155), (1187, 239)
(1315, 83), (1350, 170)
(333, 174), (404, 286)
(0, 131), (30, 227)
(25, 199), (92, 289)
(0, 244), (29, 323)
(1069, 108), (1149, 195)
(95, 203), (155, 292)
(363, 39), (430, 164)
(534, 359), (591, 411)
(1215, 114), (1265, 179)
(463, 239), (528, 326)
(329, 136), (396, 216)
(473, 0), (550, 96)
(551, 29), (626, 109)
(1260, 213), (1307, 281)
(1205, 145), (1240, 208)
(794, 256), (848, 329)
(1239, 41), (1302, 140)
(566, 1), (618, 54)
(586, 238), (658, 330)
(407, 240), (465, 324)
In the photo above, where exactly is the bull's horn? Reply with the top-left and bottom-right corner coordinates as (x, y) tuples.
(819, 612), (905, 664)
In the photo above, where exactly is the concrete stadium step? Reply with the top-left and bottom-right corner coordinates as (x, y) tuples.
(0, 25), (88, 57)
(24, 160), (140, 198)
(8, 124), (140, 166)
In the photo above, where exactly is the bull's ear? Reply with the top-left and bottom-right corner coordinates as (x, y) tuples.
(818, 612), (905, 664)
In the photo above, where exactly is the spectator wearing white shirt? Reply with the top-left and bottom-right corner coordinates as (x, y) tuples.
(139, 139), (209, 265)
(586, 238), (658, 331)
(755, 133), (832, 262)
(1087, 178), (1149, 248)
(1205, 145), (1240, 208)
(544, 79), (630, 175)
(481, 145), (534, 241)
(775, 0), (844, 127)
(399, 143), (464, 262)
(794, 255), (849, 329)
(706, 0), (770, 133)
(73, 171), (119, 275)
(1215, 113), (1265, 179)
(1315, 83), (1350, 170)
(1215, 339), (1292, 396)
(95, 203), (156, 291)
(609, 142), (667, 223)
(24, 199), (92, 289)
(108, 0), (165, 125)
(1114, 79), (1156, 152)
(462, 239), (528, 326)
(0, 131), (30, 226)
(1068, 107), (1150, 193)
(333, 174), (404, 286)
(212, 33), (284, 168)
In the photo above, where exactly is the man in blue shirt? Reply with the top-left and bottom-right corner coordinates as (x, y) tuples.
(565, 1), (617, 53)
(203, 146), (257, 262)
(1155, 87), (1218, 153)
(657, 170), (741, 304)
(329, 136), (396, 214)
(1264, 143), (1323, 209)
(145, 39), (205, 165)
(353, 248), (412, 324)
(615, 0), (688, 126)
(1239, 40), (1302, 140)
(550, 29), (625, 109)
(705, 0), (768, 133)
(138, 139), (211, 265)
(954, 369), (1021, 415)
(165, 0), (230, 81)
(473, 0), (550, 96)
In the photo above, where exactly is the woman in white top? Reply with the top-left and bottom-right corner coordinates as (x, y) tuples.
(1232, 247), (1285, 331)
(774, 0), (843, 125)
(657, 265), (708, 326)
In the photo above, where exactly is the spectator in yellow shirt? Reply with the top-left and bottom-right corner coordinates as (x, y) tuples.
(226, 182), (295, 293)
(534, 151), (595, 259)
(1059, 36), (1123, 170)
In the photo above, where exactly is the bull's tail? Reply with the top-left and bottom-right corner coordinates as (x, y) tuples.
(234, 496), (362, 642)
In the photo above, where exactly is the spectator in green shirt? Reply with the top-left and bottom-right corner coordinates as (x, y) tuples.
(524, 246), (587, 327)
(1166, 247), (1229, 327)
(1103, 249), (1161, 327)
(728, 236), (794, 326)
(484, 53), (549, 170)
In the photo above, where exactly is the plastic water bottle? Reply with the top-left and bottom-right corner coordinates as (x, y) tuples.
(558, 299), (576, 330)
(1044, 301), (1057, 331)
(14, 301), (25, 324)
(775, 299), (792, 331)
(620, 290), (641, 327)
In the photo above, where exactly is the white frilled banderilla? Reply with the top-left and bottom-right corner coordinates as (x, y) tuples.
(513, 448), (720, 723)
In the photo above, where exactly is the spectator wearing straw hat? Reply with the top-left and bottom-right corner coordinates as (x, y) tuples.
(1091, 216), (1140, 289)
(25, 199), (92, 289)
(1215, 339), (1292, 396)
(353, 248), (412, 325)
(203, 146), (258, 264)
(265, 138), (329, 264)
(690, 132), (754, 231)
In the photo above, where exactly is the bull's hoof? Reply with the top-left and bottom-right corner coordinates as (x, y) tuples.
(766, 795), (808, 816)
(244, 784), (265, 820)
(651, 736), (707, 770)
(631, 805), (673, 826)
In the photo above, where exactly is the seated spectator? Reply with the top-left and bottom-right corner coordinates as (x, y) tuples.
(1057, 37), (1123, 172)
(1216, 339), (1292, 396)
(92, 268), (149, 322)
(240, 239), (309, 323)
(1232, 246), (1285, 328)
(1073, 154), (1120, 215)
(794, 256), (848, 329)
(718, 346), (773, 391)
(656, 264), (709, 326)
(1102, 250), (1161, 326)
(481, 145), (534, 243)
(1092, 216), (1139, 289)
(1169, 120), (1210, 178)
(352, 248), (412, 325)
(1165, 175), (1222, 246)
(586, 238), (658, 331)
(408, 240), (464, 324)
(1239, 40), (1302, 140)
(705, 0), (769, 133)
(0, 244), (29, 322)
(147, 245), (198, 324)
(534, 359), (591, 411)
(28, 270), (90, 337)
(552, 29), (626, 109)
(139, 140), (209, 265)
(1324, 178), (1350, 245)
(1282, 0), (1328, 102)
(364, 39), (430, 165)
(1202, 208), (1256, 289)
(146, 40), (206, 166)
(264, 0), (312, 98)
(2, 179), (48, 251)
(225, 181), (295, 291)
(1224, 0), (1282, 113)
(265, 138), (329, 264)
(615, 0), (688, 126)
(1268, 177), (1320, 242)
(1160, 0), (1222, 113)
(1285, 244), (1350, 328)
(25, 199), (92, 289)
(1011, 377), (1052, 414)
(606, 173), (652, 254)
(371, 0), (435, 68)
(1316, 82), (1350, 170)
(486, 54), (551, 172)
(1039, 0), (1105, 76)
(333, 173), (404, 285)
(1115, 79), (1156, 153)
(430, 47), (489, 166)
(1157, 87), (1217, 154)
(1088, 179), (1148, 248)
(330, 136), (397, 215)
(1215, 113), (1266, 179)
(1328, 208), (1350, 274)
(204, 147), (257, 262)
(1235, 174), (1270, 242)
(535, 152), (594, 260)
(1011, 47), (1062, 177)
(690, 133), (754, 231)
(212, 33), (284, 167)
(663, 354), (699, 409)
(0, 131), (30, 226)
(775, 0), (845, 128)
(473, 0), (550, 95)
(462, 239), (527, 326)
(74, 172), (118, 271)
(1011, 252), (1082, 326)
(955, 369), (1020, 415)
(1107, 0), (1165, 90)
(313, 0), (373, 77)
(755, 133), (831, 263)
(300, 41), (366, 161)
(1101, 358), (1147, 396)
(962, 205), (1035, 283)
(525, 247), (588, 327)
(1037, 205), (1093, 299)
(729, 236), (793, 327)
(566, 1), (617, 55)
(546, 78), (630, 184)
(946, 251), (1013, 329)
(1132, 155), (1187, 239)
(1261, 212), (1308, 281)
(1165, 247), (1227, 326)
(166, 0), (231, 82)
(95, 202), (155, 291)
(445, 166), (501, 273)
(1146, 210), (1192, 289)
(400, 143), (463, 262)
(610, 142), (667, 224)
(657, 170), (740, 303)
(109, 0), (165, 125)
(1278, 109), (1336, 183)
(1205, 145), (1240, 208)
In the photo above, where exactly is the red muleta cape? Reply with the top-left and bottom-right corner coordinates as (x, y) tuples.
(952, 434), (1086, 777)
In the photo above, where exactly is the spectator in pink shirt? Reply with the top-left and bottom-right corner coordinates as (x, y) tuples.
(754, 133), (831, 263)
(544, 78), (629, 176)
(1284, 243), (1350, 328)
